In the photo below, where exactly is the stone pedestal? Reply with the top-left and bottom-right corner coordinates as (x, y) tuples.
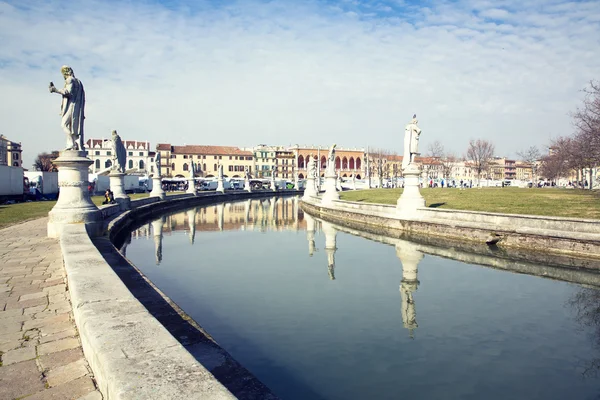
(186, 178), (197, 196)
(109, 172), (131, 211)
(48, 150), (102, 238)
(149, 176), (166, 200)
(216, 178), (225, 193)
(244, 179), (252, 192)
(303, 175), (317, 200)
(294, 174), (300, 190)
(397, 164), (425, 214)
(336, 175), (342, 192)
(321, 173), (340, 204)
(271, 176), (277, 192)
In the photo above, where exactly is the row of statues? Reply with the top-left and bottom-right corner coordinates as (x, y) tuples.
(50, 66), (423, 175)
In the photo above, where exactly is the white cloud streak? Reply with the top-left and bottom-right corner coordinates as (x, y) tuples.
(0, 0), (599, 166)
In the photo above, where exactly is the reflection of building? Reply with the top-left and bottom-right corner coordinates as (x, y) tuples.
(322, 221), (337, 280)
(396, 242), (423, 338)
(0, 135), (22, 167)
(87, 138), (154, 174)
(157, 144), (254, 178)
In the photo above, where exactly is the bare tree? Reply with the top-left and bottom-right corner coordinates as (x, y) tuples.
(440, 154), (457, 180)
(571, 81), (600, 189)
(539, 137), (572, 183)
(34, 151), (59, 171)
(516, 145), (541, 184)
(466, 139), (495, 186)
(427, 140), (445, 158)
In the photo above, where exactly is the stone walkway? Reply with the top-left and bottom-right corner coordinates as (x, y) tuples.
(0, 218), (102, 400)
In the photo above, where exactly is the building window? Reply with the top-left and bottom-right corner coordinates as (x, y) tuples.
(105, 160), (112, 168)
(219, 156), (222, 160)
(228, 166), (233, 172)
(95, 151), (100, 156)
(13, 162), (18, 166)
(139, 160), (144, 169)
(214, 164), (217, 170)
(13, 153), (18, 160)
(203, 155), (206, 159)
(139, 152), (143, 156)
(107, 151), (112, 156)
(229, 156), (232, 160)
(150, 158), (154, 162)
(128, 152), (133, 156)
(150, 166), (154, 172)
(171, 163), (175, 170)
(128, 160), (133, 169)
(203, 163), (206, 170)
(183, 163), (188, 171)
(95, 159), (100, 169)
(183, 155), (188, 159)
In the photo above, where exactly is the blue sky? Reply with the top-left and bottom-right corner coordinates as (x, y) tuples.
(1, 0), (599, 167)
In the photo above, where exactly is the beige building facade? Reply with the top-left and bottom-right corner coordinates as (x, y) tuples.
(0, 135), (22, 168)
(157, 144), (254, 178)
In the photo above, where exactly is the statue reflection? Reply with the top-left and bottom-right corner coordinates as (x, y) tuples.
(244, 199), (251, 225)
(305, 214), (317, 257)
(321, 221), (337, 280)
(119, 232), (131, 257)
(216, 202), (224, 231)
(293, 197), (299, 231)
(270, 197), (277, 226)
(396, 241), (423, 338)
(151, 216), (165, 265)
(568, 287), (600, 377)
(187, 207), (197, 245)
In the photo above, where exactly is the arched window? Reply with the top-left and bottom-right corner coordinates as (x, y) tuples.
(213, 163), (217, 170)
(203, 163), (206, 171)
(139, 160), (144, 169)
(356, 174), (361, 179)
(95, 159), (100, 169)
(342, 157), (348, 169)
(335, 156), (340, 169)
(196, 162), (201, 171)
(171, 163), (175, 170)
(298, 173), (304, 178)
(320, 156), (326, 168)
(298, 155), (305, 169)
(183, 163), (188, 171)
(105, 160), (112, 168)
(356, 157), (362, 170)
(349, 157), (355, 169)
(128, 160), (133, 169)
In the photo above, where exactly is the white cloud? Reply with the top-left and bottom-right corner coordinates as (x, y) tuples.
(0, 0), (599, 167)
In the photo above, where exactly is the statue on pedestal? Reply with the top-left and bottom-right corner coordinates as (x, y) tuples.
(189, 160), (195, 179)
(244, 166), (251, 180)
(402, 115), (421, 170)
(307, 155), (316, 179)
(155, 150), (162, 177)
(218, 164), (224, 180)
(326, 144), (337, 176)
(111, 130), (127, 173)
(49, 66), (86, 151)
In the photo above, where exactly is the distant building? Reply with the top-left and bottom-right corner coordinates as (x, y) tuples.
(0, 135), (23, 168)
(292, 146), (366, 179)
(157, 144), (254, 178)
(86, 138), (153, 174)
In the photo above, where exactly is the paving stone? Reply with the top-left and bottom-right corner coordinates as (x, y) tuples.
(0, 339), (22, 352)
(6, 296), (47, 310)
(0, 330), (25, 344)
(25, 376), (96, 400)
(0, 308), (24, 319)
(77, 390), (103, 400)
(2, 345), (37, 365)
(46, 358), (89, 387)
(38, 337), (80, 355)
(41, 320), (74, 336)
(20, 291), (48, 301)
(0, 360), (45, 400)
(40, 328), (78, 344)
(38, 348), (85, 371)
(25, 304), (49, 315)
(23, 313), (70, 331)
(0, 320), (22, 335)
(43, 285), (67, 296)
(41, 279), (65, 288)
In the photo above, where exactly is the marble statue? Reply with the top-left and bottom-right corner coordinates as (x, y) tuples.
(244, 166), (251, 180)
(49, 66), (86, 151)
(155, 150), (161, 177)
(189, 160), (195, 179)
(326, 144), (337, 176)
(307, 155), (316, 179)
(218, 164), (224, 179)
(402, 114), (421, 170)
(110, 130), (127, 173)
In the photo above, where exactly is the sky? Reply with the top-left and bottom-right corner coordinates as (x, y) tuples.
(1, 0), (599, 168)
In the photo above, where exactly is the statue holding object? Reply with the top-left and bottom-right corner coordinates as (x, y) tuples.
(402, 115), (421, 170)
(49, 66), (86, 151)
(111, 130), (127, 173)
(326, 144), (337, 176)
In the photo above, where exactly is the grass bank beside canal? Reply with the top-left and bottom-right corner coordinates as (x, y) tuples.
(340, 187), (600, 219)
(0, 192), (183, 230)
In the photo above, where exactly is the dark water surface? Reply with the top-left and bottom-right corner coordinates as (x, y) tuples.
(123, 197), (600, 400)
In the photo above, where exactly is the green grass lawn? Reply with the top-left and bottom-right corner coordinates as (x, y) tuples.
(340, 187), (600, 219)
(0, 193), (154, 230)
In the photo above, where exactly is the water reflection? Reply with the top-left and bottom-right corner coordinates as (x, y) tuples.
(152, 216), (165, 265)
(305, 214), (317, 257)
(569, 287), (600, 377)
(321, 221), (337, 280)
(396, 242), (422, 338)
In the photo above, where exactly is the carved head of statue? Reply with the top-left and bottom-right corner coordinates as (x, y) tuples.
(61, 65), (74, 79)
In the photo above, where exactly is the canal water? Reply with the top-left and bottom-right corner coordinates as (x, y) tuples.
(123, 197), (600, 400)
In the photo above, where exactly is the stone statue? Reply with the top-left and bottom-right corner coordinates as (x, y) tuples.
(155, 150), (161, 177)
(189, 160), (195, 179)
(111, 130), (127, 173)
(307, 155), (316, 179)
(402, 114), (421, 170)
(326, 144), (337, 176)
(49, 66), (86, 151)
(244, 166), (251, 180)
(218, 164), (224, 179)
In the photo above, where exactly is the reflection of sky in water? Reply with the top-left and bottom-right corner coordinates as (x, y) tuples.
(125, 198), (600, 400)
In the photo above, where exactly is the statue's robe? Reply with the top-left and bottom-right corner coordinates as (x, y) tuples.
(60, 76), (85, 149)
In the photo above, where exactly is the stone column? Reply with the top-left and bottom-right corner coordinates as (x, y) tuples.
(150, 175), (166, 200)
(271, 173), (277, 192)
(294, 172), (299, 191)
(216, 176), (225, 193)
(48, 150), (102, 238)
(303, 172), (317, 200)
(322, 220), (337, 280)
(321, 171), (340, 205)
(396, 240), (423, 338)
(305, 213), (316, 256)
(397, 163), (425, 215)
(152, 217), (164, 265)
(187, 208), (197, 244)
(244, 177), (252, 192)
(109, 171), (131, 210)
(186, 178), (197, 196)
(336, 172), (342, 192)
